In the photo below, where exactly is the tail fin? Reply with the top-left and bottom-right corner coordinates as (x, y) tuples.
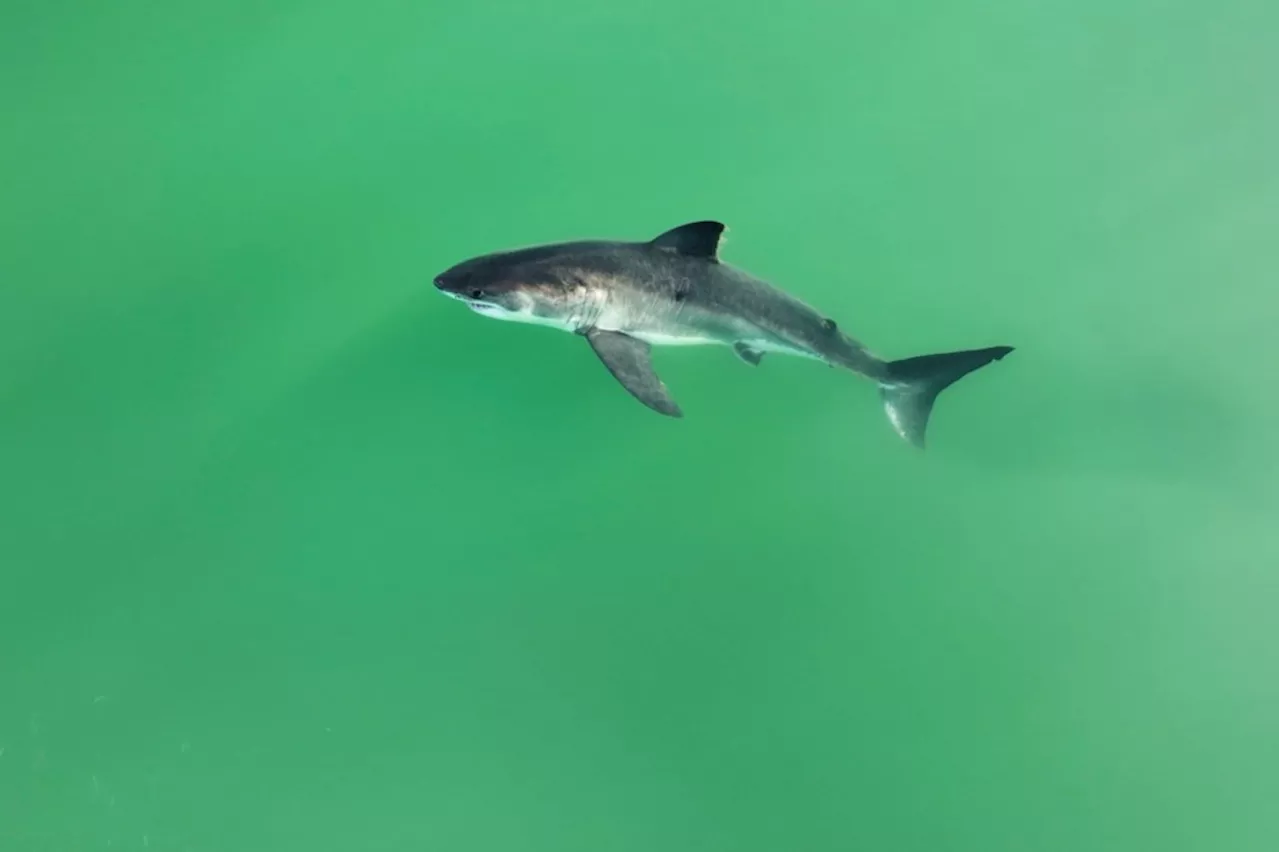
(879, 346), (1013, 448)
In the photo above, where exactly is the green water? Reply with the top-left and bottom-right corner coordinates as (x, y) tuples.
(1, 2), (1275, 850)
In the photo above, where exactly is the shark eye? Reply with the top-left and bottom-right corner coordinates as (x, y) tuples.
(469, 288), (485, 300)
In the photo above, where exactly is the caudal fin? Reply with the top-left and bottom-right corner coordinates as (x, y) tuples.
(879, 346), (1014, 448)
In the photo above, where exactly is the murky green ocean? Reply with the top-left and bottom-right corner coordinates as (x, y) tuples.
(1, 2), (1275, 850)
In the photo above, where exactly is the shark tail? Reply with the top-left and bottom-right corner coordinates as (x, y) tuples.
(878, 346), (1014, 448)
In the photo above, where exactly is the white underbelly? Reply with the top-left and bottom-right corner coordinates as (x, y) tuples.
(628, 329), (722, 346)
(591, 305), (818, 360)
(629, 329), (817, 361)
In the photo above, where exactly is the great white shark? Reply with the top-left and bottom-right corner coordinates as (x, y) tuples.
(433, 220), (1013, 448)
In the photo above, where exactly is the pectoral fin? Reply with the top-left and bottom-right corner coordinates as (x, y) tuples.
(583, 329), (683, 417)
(733, 342), (764, 366)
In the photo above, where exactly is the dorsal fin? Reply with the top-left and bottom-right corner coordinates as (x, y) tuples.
(649, 221), (725, 261)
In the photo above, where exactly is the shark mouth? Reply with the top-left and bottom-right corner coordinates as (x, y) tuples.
(442, 290), (497, 312)
(438, 290), (494, 312)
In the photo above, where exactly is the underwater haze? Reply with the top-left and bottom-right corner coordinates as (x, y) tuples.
(1, 1), (1276, 850)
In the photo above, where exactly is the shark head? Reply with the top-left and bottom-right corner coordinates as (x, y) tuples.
(434, 242), (613, 330)
(433, 253), (533, 320)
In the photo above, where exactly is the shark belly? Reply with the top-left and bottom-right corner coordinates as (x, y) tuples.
(592, 301), (728, 348)
(628, 329), (722, 346)
(623, 316), (816, 359)
(595, 293), (821, 360)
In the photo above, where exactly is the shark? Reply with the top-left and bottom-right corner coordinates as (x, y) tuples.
(433, 220), (1013, 447)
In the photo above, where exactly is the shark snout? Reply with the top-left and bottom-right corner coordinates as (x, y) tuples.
(433, 270), (479, 301)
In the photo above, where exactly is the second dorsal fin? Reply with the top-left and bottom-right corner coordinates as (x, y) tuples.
(649, 221), (725, 261)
